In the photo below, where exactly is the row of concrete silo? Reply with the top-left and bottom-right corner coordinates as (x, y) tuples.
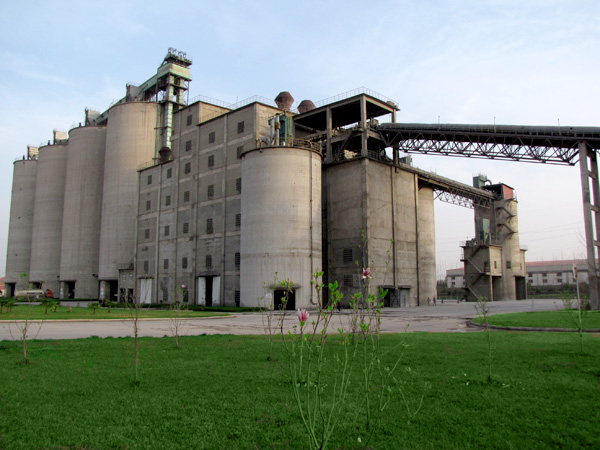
(5, 102), (158, 299)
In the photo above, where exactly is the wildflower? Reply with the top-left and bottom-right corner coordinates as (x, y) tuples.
(181, 285), (187, 290)
(297, 308), (309, 326)
(362, 267), (372, 279)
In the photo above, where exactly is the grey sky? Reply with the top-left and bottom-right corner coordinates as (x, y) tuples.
(1, 0), (598, 278)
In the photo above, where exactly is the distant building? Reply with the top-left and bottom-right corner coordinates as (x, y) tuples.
(0, 277), (5, 296)
(445, 268), (465, 288)
(525, 259), (588, 286)
(446, 259), (588, 291)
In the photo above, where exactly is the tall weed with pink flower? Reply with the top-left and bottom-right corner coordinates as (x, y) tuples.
(281, 259), (411, 450)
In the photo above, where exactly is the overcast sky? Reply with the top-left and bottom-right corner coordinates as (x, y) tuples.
(1, 0), (599, 278)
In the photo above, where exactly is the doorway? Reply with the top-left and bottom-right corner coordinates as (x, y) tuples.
(197, 276), (221, 306)
(274, 289), (296, 311)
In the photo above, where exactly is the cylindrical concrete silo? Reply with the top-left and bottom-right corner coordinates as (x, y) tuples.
(59, 126), (107, 299)
(240, 145), (322, 309)
(29, 144), (68, 294)
(417, 186), (436, 303)
(98, 102), (158, 301)
(5, 159), (38, 294)
(498, 197), (520, 300)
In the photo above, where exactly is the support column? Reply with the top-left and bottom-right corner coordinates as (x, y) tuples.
(325, 107), (332, 163)
(578, 141), (600, 310)
(360, 97), (368, 157)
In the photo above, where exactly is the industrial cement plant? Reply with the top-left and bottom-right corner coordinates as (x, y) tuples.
(5, 48), (527, 308)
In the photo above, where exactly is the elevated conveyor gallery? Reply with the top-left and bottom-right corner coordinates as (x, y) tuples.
(376, 121), (600, 310)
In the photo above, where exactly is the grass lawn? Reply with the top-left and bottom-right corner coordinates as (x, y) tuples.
(0, 305), (227, 321)
(0, 332), (598, 449)
(473, 310), (600, 330)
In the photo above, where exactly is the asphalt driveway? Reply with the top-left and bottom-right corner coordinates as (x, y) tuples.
(0, 298), (562, 340)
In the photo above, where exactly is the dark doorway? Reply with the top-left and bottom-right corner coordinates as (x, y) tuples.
(108, 280), (119, 303)
(515, 276), (527, 300)
(65, 281), (75, 299)
(6, 283), (15, 298)
(274, 289), (296, 311)
(205, 277), (213, 306)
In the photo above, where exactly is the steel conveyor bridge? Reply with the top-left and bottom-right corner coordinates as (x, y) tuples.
(376, 122), (600, 310)
(378, 123), (600, 165)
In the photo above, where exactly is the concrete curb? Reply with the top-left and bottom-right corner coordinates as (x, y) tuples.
(467, 320), (600, 333)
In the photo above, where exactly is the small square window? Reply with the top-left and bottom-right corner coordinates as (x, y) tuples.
(506, 261), (512, 269)
(186, 115), (192, 126)
(143, 261), (149, 273)
(208, 184), (214, 199)
(235, 252), (241, 269)
(206, 255), (212, 268)
(209, 131), (215, 144)
(235, 213), (241, 228)
(237, 145), (243, 159)
(237, 121), (245, 134)
(182, 257), (188, 269)
(146, 200), (151, 211)
(236, 178), (242, 193)
(206, 218), (213, 234)
(184, 162), (191, 174)
(164, 225), (170, 237)
(165, 195), (171, 206)
(343, 248), (353, 263)
(164, 259), (169, 270)
(147, 175), (152, 185)
(183, 191), (190, 202)
(166, 168), (172, 179)
(144, 228), (150, 239)
(185, 140), (192, 152)
(183, 222), (189, 234)
(208, 155), (214, 167)
(344, 274), (354, 287)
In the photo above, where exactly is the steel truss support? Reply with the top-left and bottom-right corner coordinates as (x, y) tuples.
(434, 189), (492, 209)
(579, 142), (600, 310)
(390, 136), (579, 165)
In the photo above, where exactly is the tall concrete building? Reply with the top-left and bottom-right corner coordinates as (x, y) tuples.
(461, 175), (527, 301)
(5, 49), (520, 307)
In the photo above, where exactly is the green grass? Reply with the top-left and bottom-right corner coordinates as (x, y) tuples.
(0, 305), (227, 321)
(0, 332), (598, 449)
(473, 310), (600, 330)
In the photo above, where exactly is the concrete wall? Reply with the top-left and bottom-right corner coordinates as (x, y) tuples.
(325, 159), (436, 307)
(29, 144), (68, 293)
(241, 146), (322, 309)
(5, 159), (38, 288)
(60, 126), (107, 298)
(98, 102), (157, 282)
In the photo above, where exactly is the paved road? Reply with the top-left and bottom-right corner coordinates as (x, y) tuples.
(0, 298), (562, 341)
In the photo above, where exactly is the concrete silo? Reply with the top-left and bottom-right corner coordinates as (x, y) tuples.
(29, 143), (68, 294)
(4, 159), (38, 295)
(240, 145), (322, 309)
(417, 186), (437, 302)
(59, 126), (107, 299)
(98, 102), (158, 302)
